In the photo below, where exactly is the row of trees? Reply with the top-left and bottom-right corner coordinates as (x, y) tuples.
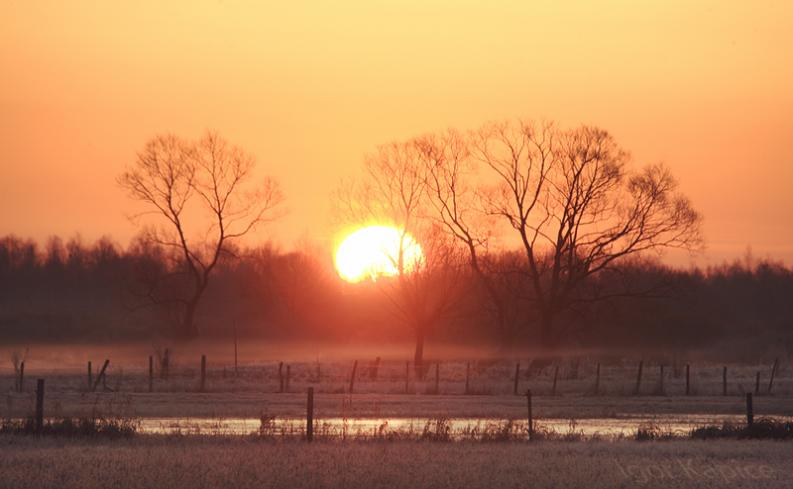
(0, 234), (791, 361)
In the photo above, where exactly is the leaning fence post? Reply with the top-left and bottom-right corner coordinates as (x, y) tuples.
(634, 360), (643, 395)
(722, 366), (727, 396)
(148, 356), (153, 393)
(551, 365), (559, 396)
(768, 358), (779, 394)
(200, 355), (207, 392)
(35, 379), (44, 434)
(526, 389), (533, 441)
(349, 360), (358, 394)
(746, 392), (754, 426)
(594, 363), (601, 396)
(685, 364), (690, 396)
(92, 359), (110, 392)
(513, 362), (520, 395)
(465, 362), (470, 395)
(659, 365), (665, 395)
(306, 387), (314, 442)
(87, 361), (92, 391)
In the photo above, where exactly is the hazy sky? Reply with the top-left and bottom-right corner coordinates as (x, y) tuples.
(2, 1), (792, 266)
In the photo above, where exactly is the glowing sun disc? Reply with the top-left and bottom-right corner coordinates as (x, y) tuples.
(335, 226), (423, 283)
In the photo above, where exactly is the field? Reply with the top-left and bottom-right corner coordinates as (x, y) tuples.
(2, 345), (790, 421)
(2, 346), (791, 488)
(1, 436), (791, 489)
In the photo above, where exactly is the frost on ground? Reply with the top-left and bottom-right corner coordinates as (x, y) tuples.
(0, 437), (790, 489)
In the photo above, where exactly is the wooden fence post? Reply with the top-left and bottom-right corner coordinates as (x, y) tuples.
(306, 387), (314, 442)
(634, 360), (643, 395)
(526, 389), (533, 441)
(148, 356), (153, 393)
(405, 361), (410, 394)
(551, 365), (559, 396)
(746, 392), (754, 426)
(286, 365), (291, 392)
(199, 355), (207, 392)
(92, 359), (110, 392)
(659, 365), (665, 395)
(722, 366), (727, 396)
(372, 357), (381, 380)
(685, 364), (690, 396)
(513, 362), (520, 395)
(162, 348), (170, 380)
(755, 372), (760, 395)
(87, 361), (92, 391)
(35, 379), (44, 434)
(465, 362), (470, 395)
(434, 362), (440, 395)
(278, 362), (284, 393)
(594, 363), (601, 396)
(18, 361), (25, 393)
(233, 324), (239, 378)
(349, 360), (358, 394)
(768, 358), (778, 394)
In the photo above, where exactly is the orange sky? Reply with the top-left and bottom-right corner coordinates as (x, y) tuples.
(2, 1), (792, 266)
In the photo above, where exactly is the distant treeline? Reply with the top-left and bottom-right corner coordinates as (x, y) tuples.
(0, 235), (791, 358)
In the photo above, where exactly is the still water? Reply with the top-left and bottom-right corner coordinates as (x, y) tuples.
(133, 414), (784, 438)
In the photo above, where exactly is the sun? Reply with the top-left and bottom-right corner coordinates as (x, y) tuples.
(335, 226), (423, 283)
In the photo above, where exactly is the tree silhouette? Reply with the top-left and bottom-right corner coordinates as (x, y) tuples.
(118, 132), (283, 338)
(418, 131), (518, 346)
(471, 120), (702, 346)
(338, 141), (463, 376)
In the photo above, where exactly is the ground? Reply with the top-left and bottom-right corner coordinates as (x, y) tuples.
(2, 352), (792, 488)
(3, 354), (791, 419)
(4, 390), (793, 420)
(1, 436), (790, 489)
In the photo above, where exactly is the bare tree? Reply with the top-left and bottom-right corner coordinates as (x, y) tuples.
(417, 131), (517, 346)
(472, 120), (702, 346)
(338, 140), (463, 376)
(119, 132), (283, 338)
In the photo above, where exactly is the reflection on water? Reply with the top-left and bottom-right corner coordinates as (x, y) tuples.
(135, 414), (790, 438)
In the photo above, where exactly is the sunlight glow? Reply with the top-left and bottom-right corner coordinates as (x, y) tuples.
(335, 226), (423, 283)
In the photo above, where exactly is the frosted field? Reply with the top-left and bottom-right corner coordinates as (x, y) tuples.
(1, 437), (790, 489)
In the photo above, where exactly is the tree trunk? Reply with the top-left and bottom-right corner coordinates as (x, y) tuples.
(181, 299), (200, 338)
(414, 328), (425, 380)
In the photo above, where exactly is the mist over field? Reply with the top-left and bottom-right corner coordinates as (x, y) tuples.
(1, 235), (791, 364)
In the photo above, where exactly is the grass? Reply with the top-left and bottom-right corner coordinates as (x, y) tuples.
(3, 356), (791, 443)
(0, 415), (138, 438)
(691, 419), (793, 440)
(3, 352), (790, 397)
(0, 406), (787, 442)
(3, 349), (789, 487)
(0, 436), (791, 489)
